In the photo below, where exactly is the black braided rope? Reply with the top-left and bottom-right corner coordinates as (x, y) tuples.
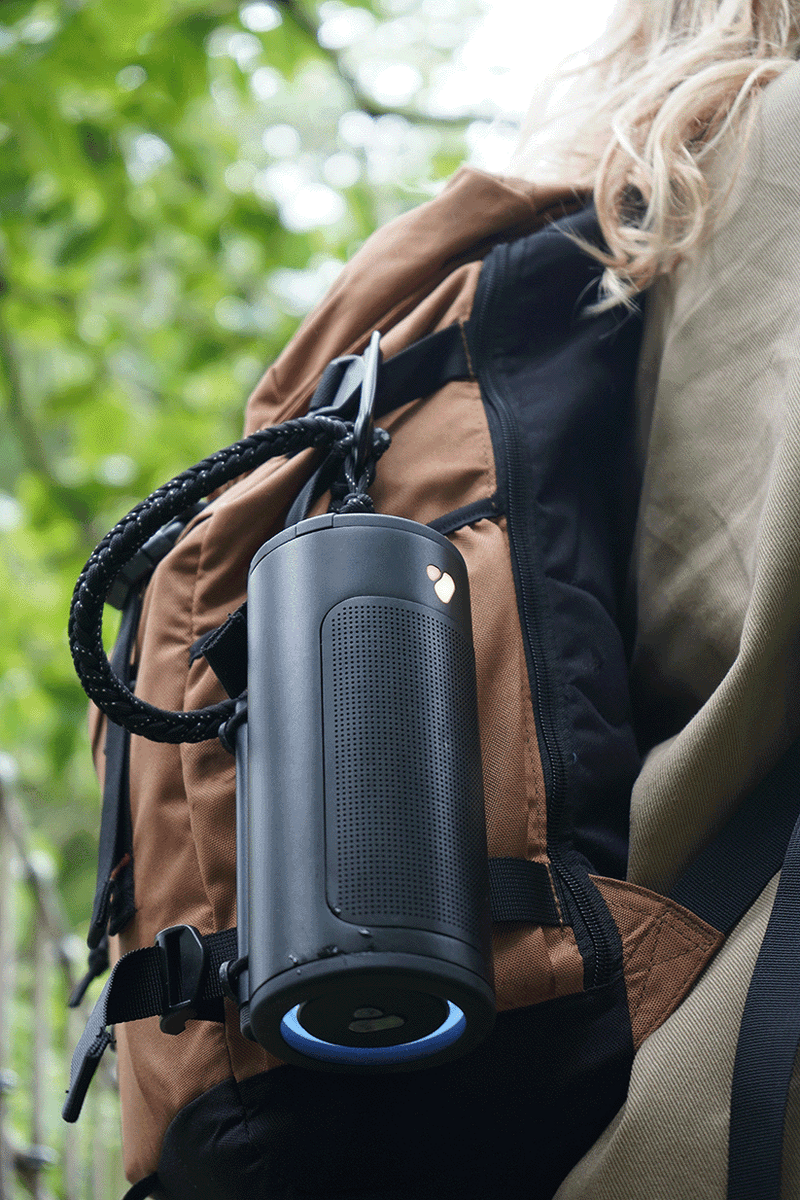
(330, 431), (389, 515)
(69, 413), (388, 744)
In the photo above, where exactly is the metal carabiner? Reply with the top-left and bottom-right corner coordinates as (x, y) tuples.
(350, 330), (382, 485)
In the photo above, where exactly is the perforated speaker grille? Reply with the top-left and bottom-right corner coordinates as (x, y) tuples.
(322, 597), (485, 939)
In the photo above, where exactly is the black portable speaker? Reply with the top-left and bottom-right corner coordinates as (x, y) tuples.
(235, 511), (495, 1071)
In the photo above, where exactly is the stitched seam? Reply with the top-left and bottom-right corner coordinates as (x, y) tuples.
(625, 916), (661, 1019)
(545, 861), (566, 925)
(458, 317), (476, 379)
(626, 912), (717, 1029)
(522, 620), (547, 860)
(186, 521), (238, 1090)
(632, 914), (675, 1026)
(462, 320), (495, 512)
(624, 911), (711, 961)
(608, 885), (717, 956)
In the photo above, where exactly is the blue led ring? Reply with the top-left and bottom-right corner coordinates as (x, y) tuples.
(280, 1001), (466, 1065)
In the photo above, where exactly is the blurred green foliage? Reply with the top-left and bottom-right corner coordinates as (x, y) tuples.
(0, 0), (488, 933)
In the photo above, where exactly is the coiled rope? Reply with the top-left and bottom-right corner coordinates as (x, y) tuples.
(69, 413), (390, 744)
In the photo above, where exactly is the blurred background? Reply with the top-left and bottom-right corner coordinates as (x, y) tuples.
(0, 0), (613, 1194)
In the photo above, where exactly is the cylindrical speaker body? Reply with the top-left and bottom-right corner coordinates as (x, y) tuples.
(244, 512), (494, 1070)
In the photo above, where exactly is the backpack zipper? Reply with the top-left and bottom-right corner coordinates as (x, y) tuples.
(469, 244), (615, 990)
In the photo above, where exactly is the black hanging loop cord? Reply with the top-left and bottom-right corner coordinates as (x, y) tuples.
(69, 411), (389, 745)
(330, 426), (391, 515)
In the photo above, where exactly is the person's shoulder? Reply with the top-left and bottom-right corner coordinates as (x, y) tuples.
(747, 59), (800, 186)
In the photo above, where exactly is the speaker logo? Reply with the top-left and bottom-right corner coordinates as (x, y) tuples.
(426, 564), (456, 604)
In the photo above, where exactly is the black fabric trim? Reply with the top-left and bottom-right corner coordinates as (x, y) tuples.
(488, 857), (560, 925)
(200, 608), (248, 700)
(121, 1174), (161, 1200)
(467, 208), (642, 890)
(155, 978), (633, 1200)
(479, 387), (509, 515)
(727, 808), (800, 1200)
(87, 589), (141, 950)
(670, 737), (800, 933)
(428, 495), (502, 536)
(189, 629), (214, 666)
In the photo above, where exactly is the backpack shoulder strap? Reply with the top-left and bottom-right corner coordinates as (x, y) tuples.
(670, 738), (800, 934)
(669, 738), (800, 1200)
(727, 812), (800, 1200)
(71, 507), (207, 1005)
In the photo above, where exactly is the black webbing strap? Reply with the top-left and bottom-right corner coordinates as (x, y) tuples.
(86, 589), (141, 952)
(429, 494), (502, 537)
(727, 810), (800, 1200)
(670, 737), (800, 934)
(309, 322), (472, 424)
(65, 856), (560, 1123)
(81, 505), (209, 981)
(121, 1174), (160, 1200)
(283, 448), (346, 528)
(489, 857), (561, 925)
(63, 927), (237, 1124)
(666, 738), (800, 1199)
(193, 606), (248, 701)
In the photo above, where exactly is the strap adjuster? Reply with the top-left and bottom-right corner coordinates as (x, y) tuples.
(106, 503), (205, 609)
(154, 925), (208, 1035)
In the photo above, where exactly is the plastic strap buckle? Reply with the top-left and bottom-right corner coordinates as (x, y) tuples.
(106, 503), (205, 610)
(308, 354), (364, 418)
(307, 330), (381, 438)
(154, 924), (208, 1035)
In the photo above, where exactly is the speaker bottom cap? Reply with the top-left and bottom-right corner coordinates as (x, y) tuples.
(280, 1001), (466, 1065)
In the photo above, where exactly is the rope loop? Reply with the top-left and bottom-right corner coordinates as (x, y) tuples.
(69, 413), (389, 744)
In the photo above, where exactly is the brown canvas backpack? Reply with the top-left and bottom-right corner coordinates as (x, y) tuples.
(63, 167), (800, 1200)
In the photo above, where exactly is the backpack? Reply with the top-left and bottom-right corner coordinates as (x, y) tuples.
(63, 166), (800, 1200)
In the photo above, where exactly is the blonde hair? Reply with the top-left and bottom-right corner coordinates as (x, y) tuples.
(511, 1), (800, 306)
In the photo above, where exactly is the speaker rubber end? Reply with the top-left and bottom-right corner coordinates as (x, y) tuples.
(279, 1001), (467, 1065)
